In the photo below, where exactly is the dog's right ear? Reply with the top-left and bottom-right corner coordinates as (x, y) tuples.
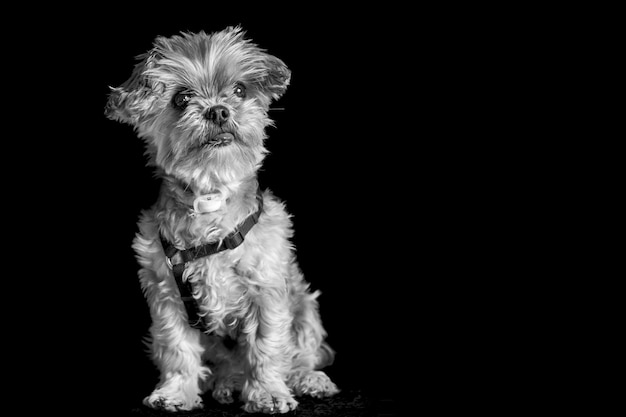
(105, 49), (163, 126)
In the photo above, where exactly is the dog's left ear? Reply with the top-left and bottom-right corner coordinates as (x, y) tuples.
(105, 49), (163, 126)
(261, 54), (291, 101)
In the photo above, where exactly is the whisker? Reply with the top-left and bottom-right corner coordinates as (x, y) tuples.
(269, 107), (285, 111)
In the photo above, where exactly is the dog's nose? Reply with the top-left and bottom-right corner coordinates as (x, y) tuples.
(206, 105), (230, 125)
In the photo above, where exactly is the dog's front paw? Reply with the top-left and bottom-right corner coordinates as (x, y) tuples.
(243, 384), (298, 414)
(143, 389), (202, 412)
(291, 370), (339, 398)
(143, 372), (204, 411)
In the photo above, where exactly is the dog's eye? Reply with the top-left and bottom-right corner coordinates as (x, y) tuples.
(234, 83), (246, 98)
(172, 92), (193, 109)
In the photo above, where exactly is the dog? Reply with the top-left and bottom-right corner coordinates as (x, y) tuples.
(105, 27), (338, 414)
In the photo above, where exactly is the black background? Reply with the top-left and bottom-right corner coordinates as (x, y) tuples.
(8, 5), (558, 416)
(47, 9), (415, 415)
(15, 6), (455, 415)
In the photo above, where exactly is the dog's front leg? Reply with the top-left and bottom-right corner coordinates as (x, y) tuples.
(241, 284), (298, 414)
(135, 230), (210, 411)
(142, 282), (209, 411)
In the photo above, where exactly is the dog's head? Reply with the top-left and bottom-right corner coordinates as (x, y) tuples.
(105, 27), (290, 191)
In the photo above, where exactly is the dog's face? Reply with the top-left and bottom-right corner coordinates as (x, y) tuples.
(105, 27), (290, 190)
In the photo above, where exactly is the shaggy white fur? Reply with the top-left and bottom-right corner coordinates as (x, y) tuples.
(105, 27), (338, 414)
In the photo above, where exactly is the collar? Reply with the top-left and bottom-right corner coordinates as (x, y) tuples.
(161, 187), (264, 267)
(167, 177), (241, 215)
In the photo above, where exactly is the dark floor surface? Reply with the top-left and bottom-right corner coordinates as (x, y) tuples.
(126, 390), (396, 417)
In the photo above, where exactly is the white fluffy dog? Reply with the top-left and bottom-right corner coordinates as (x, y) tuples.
(105, 27), (338, 414)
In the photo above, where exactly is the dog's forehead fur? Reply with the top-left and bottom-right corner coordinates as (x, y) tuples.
(147, 28), (270, 95)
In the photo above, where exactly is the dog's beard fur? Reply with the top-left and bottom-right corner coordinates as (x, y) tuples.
(145, 96), (269, 192)
(105, 27), (338, 414)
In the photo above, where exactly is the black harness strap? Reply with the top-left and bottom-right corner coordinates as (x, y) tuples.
(159, 189), (264, 331)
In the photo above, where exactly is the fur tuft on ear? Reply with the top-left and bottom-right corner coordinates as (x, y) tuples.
(262, 54), (291, 101)
(105, 50), (163, 126)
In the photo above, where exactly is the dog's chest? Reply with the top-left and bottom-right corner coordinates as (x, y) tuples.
(162, 209), (249, 334)
(187, 253), (249, 335)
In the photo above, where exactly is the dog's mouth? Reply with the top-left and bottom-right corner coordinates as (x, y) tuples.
(206, 132), (235, 147)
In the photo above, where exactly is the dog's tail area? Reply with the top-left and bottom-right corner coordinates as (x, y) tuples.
(315, 341), (335, 369)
